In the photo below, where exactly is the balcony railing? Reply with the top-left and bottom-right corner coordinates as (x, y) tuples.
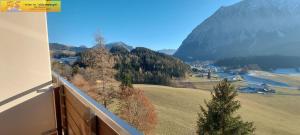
(52, 72), (141, 135)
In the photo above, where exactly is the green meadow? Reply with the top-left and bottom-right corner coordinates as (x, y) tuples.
(135, 83), (300, 135)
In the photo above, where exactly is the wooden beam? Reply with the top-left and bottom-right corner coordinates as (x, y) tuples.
(89, 112), (98, 135)
(60, 86), (68, 135)
(53, 86), (62, 135)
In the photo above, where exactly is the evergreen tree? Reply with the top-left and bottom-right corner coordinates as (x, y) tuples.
(197, 79), (255, 135)
(121, 73), (133, 88)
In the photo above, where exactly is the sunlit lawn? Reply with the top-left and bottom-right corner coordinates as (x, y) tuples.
(135, 84), (300, 135)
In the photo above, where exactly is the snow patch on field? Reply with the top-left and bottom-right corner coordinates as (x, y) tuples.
(248, 70), (275, 77)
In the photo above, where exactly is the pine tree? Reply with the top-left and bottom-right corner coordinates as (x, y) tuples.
(120, 73), (133, 88)
(197, 79), (255, 135)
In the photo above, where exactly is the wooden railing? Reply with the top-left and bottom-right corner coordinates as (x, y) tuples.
(52, 72), (141, 135)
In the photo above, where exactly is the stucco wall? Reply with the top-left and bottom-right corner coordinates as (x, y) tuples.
(0, 13), (56, 135)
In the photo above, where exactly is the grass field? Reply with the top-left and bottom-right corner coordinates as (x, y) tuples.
(186, 76), (247, 91)
(135, 84), (300, 135)
(248, 71), (300, 88)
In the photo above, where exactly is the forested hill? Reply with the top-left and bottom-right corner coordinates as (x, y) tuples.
(50, 43), (88, 58)
(50, 42), (133, 58)
(50, 43), (88, 53)
(215, 55), (300, 70)
(110, 46), (190, 85)
(105, 42), (134, 51)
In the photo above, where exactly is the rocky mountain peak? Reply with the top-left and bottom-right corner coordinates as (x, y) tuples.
(174, 0), (300, 61)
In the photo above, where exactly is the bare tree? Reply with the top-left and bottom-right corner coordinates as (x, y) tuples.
(94, 32), (105, 48)
(81, 33), (117, 108)
(118, 86), (157, 134)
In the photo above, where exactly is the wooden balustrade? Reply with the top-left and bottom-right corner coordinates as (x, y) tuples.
(52, 72), (141, 135)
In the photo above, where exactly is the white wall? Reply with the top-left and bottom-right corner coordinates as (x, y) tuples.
(0, 13), (56, 135)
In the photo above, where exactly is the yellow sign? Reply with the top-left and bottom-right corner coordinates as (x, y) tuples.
(0, 0), (60, 12)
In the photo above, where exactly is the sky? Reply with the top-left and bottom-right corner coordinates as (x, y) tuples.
(47, 0), (241, 50)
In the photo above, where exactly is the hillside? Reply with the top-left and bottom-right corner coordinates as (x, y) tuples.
(105, 42), (134, 51)
(175, 0), (300, 61)
(50, 42), (134, 58)
(50, 43), (87, 53)
(136, 84), (300, 135)
(110, 46), (190, 85)
(50, 43), (87, 58)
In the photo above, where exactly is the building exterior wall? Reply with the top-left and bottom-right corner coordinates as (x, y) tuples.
(0, 13), (56, 135)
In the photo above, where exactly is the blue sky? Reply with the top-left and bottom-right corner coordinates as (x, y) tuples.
(47, 0), (241, 50)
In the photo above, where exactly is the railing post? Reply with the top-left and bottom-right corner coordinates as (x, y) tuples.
(88, 111), (98, 135)
(53, 86), (63, 135)
(59, 86), (68, 135)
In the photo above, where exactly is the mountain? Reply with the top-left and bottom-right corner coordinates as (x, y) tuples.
(50, 42), (133, 58)
(105, 42), (134, 51)
(157, 49), (177, 55)
(175, 0), (300, 61)
(50, 43), (88, 58)
(50, 43), (88, 53)
(215, 55), (300, 70)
